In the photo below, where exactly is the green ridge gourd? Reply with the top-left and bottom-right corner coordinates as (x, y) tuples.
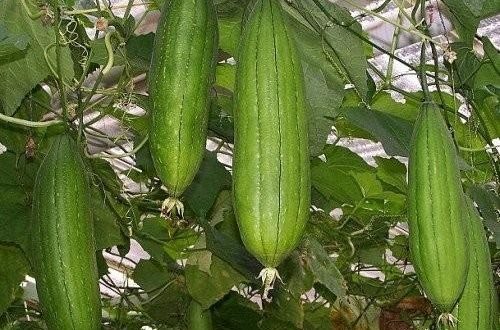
(233, 0), (310, 293)
(454, 197), (499, 330)
(31, 135), (101, 329)
(187, 300), (213, 330)
(148, 0), (218, 203)
(407, 102), (468, 313)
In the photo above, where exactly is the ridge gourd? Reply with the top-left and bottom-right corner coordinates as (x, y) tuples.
(407, 102), (469, 315)
(31, 134), (101, 329)
(453, 197), (499, 330)
(148, 0), (218, 216)
(232, 0), (310, 297)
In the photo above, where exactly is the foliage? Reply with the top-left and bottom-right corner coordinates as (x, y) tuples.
(0, 0), (498, 329)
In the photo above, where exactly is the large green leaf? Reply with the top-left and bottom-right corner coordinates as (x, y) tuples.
(0, 246), (29, 315)
(311, 146), (406, 220)
(285, 8), (345, 156)
(442, 1), (480, 46)
(263, 288), (304, 329)
(311, 146), (373, 205)
(342, 106), (413, 157)
(91, 188), (127, 251)
(374, 156), (407, 194)
(0, 25), (29, 65)
(184, 152), (232, 218)
(0, 0), (74, 115)
(284, 0), (368, 101)
(467, 185), (500, 248)
(302, 237), (346, 299)
(212, 292), (261, 330)
(185, 238), (245, 309)
(216, 0), (248, 57)
(303, 302), (332, 330)
(0, 152), (38, 252)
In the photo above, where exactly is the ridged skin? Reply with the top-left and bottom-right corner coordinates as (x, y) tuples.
(149, 0), (218, 197)
(233, 0), (310, 268)
(454, 198), (499, 330)
(31, 135), (101, 329)
(408, 103), (468, 312)
(187, 300), (213, 330)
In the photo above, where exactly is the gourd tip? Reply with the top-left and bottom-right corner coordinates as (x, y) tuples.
(257, 267), (283, 302)
(161, 197), (184, 218)
(437, 312), (458, 329)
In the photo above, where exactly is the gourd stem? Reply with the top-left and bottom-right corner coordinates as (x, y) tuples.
(0, 113), (62, 128)
(419, 42), (431, 101)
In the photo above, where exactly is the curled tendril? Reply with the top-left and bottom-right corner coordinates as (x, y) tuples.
(59, 15), (90, 70)
(43, 43), (59, 78)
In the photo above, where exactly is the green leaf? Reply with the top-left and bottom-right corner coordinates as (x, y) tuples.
(390, 234), (409, 261)
(467, 185), (500, 248)
(280, 252), (314, 298)
(322, 145), (374, 172)
(212, 292), (261, 330)
(442, 1), (480, 45)
(184, 152), (231, 218)
(0, 153), (38, 252)
(0, 246), (29, 315)
(91, 187), (127, 250)
(284, 9), (345, 155)
(134, 217), (180, 264)
(216, 1), (247, 57)
(371, 91), (420, 121)
(135, 140), (157, 179)
(482, 37), (500, 72)
(303, 61), (343, 156)
(210, 190), (241, 242)
(162, 227), (199, 261)
(473, 41), (500, 90)
(374, 156), (407, 194)
(342, 106), (413, 157)
(264, 288), (304, 329)
(312, 164), (363, 205)
(0, 25), (29, 65)
(311, 146), (406, 222)
(186, 247), (245, 309)
(125, 33), (155, 73)
(216, 63), (236, 91)
(357, 245), (385, 267)
(330, 297), (381, 328)
(285, 0), (368, 101)
(133, 259), (172, 293)
(0, 0), (74, 115)
(473, 94), (500, 138)
(303, 302), (332, 330)
(137, 269), (189, 326)
(209, 96), (234, 142)
(481, 0), (500, 17)
(448, 42), (482, 90)
(302, 237), (346, 298)
(89, 37), (125, 67)
(203, 222), (261, 281)
(53, 0), (76, 6)
(459, 0), (487, 16)
(311, 146), (373, 205)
